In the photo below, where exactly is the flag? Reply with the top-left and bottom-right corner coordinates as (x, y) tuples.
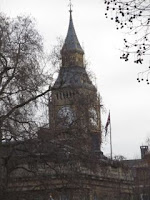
(105, 112), (110, 135)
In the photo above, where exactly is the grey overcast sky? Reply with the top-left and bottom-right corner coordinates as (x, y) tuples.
(1, 0), (150, 159)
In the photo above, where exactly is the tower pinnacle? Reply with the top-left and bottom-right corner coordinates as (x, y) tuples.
(69, 0), (73, 13)
(61, 2), (84, 67)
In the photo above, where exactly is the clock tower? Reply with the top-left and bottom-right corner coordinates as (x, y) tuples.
(49, 7), (102, 153)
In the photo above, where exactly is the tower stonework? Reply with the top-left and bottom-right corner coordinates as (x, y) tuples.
(49, 9), (102, 152)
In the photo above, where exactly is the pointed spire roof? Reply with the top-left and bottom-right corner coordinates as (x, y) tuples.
(62, 8), (84, 54)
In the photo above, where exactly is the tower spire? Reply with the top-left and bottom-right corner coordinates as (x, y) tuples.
(61, 1), (84, 67)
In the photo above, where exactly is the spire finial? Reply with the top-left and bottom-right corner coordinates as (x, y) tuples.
(69, 0), (73, 13)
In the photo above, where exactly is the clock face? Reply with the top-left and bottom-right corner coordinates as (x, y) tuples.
(89, 108), (98, 127)
(57, 106), (75, 126)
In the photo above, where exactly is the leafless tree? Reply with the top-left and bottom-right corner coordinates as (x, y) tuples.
(0, 13), (52, 198)
(104, 0), (150, 82)
(48, 37), (63, 73)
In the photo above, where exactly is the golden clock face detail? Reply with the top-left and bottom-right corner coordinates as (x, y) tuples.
(57, 106), (75, 126)
(89, 108), (98, 127)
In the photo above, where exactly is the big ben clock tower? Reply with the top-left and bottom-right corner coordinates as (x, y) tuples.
(49, 6), (102, 153)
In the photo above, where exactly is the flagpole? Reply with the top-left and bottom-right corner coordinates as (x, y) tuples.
(109, 112), (113, 160)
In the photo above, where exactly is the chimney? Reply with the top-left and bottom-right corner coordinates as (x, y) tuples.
(140, 146), (148, 159)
